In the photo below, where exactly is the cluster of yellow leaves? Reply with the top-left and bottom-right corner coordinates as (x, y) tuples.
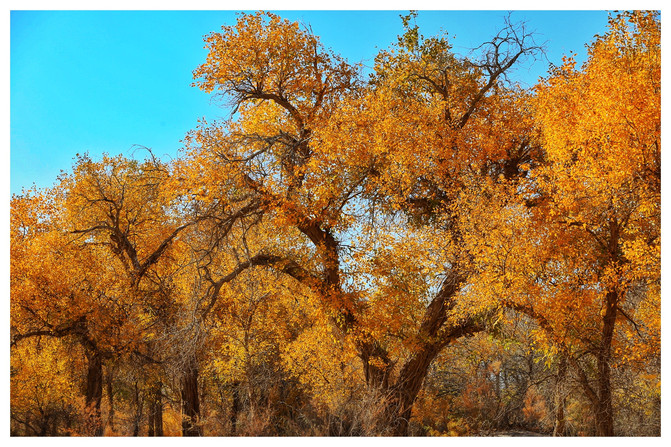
(282, 315), (361, 413)
(534, 12), (660, 230)
(11, 338), (81, 424)
(194, 11), (357, 136)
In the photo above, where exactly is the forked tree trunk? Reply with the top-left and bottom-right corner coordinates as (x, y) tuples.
(360, 270), (482, 436)
(181, 359), (202, 436)
(386, 320), (480, 436)
(299, 222), (481, 436)
(387, 342), (443, 436)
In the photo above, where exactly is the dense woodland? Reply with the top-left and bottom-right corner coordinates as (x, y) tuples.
(10, 11), (660, 436)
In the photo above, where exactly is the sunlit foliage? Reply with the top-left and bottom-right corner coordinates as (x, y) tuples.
(10, 11), (659, 437)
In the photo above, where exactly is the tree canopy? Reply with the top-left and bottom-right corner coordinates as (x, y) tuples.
(10, 11), (660, 437)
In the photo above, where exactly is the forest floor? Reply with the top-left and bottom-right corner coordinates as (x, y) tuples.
(487, 430), (547, 437)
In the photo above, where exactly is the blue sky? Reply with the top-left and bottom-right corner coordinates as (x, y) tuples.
(10, 9), (612, 195)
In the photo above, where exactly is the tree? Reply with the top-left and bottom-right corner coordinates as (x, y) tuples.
(532, 11), (659, 436)
(12, 152), (199, 435)
(189, 11), (542, 435)
(464, 11), (660, 436)
(11, 186), (121, 435)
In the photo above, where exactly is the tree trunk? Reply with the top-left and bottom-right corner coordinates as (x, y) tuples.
(181, 359), (202, 436)
(388, 343), (442, 436)
(148, 402), (155, 437)
(594, 289), (617, 436)
(358, 270), (481, 436)
(106, 372), (115, 434)
(147, 392), (163, 437)
(132, 381), (142, 437)
(147, 382), (163, 436)
(153, 382), (164, 436)
(389, 271), (479, 436)
(230, 380), (241, 435)
(590, 219), (623, 436)
(360, 341), (393, 390)
(553, 356), (567, 436)
(385, 325), (482, 437)
(24, 415), (32, 436)
(84, 350), (104, 436)
(147, 382), (164, 436)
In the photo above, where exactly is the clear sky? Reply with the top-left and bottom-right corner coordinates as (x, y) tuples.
(10, 9), (613, 195)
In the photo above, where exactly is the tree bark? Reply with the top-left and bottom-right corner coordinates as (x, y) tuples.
(147, 382), (164, 436)
(154, 382), (164, 436)
(360, 341), (393, 390)
(387, 342), (442, 436)
(594, 289), (617, 436)
(148, 403), (154, 437)
(230, 381), (241, 435)
(553, 356), (568, 436)
(593, 220), (621, 437)
(84, 350), (104, 436)
(181, 359), (202, 436)
(132, 381), (142, 437)
(365, 270), (483, 436)
(388, 318), (481, 436)
(106, 371), (115, 434)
